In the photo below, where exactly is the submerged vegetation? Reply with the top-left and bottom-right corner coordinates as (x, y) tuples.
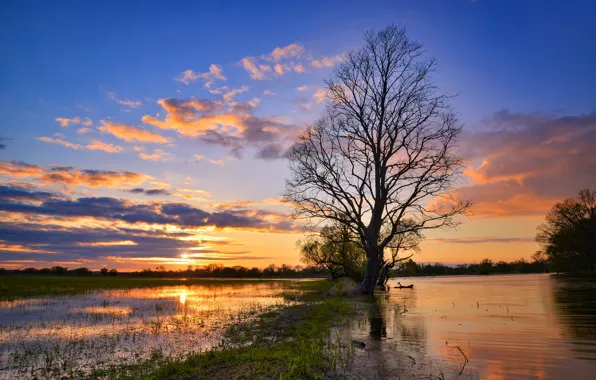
(89, 283), (353, 379)
(0, 279), (354, 379)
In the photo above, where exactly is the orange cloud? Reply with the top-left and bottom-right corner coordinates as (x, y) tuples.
(142, 98), (244, 137)
(222, 86), (249, 102)
(240, 43), (308, 80)
(86, 139), (124, 153)
(312, 88), (328, 103)
(211, 200), (257, 211)
(55, 117), (93, 127)
(175, 64), (226, 87)
(209, 159), (224, 166)
(98, 120), (169, 143)
(240, 57), (266, 80)
(139, 149), (171, 161)
(0, 162), (44, 177)
(269, 43), (305, 61)
(311, 54), (344, 68)
(0, 243), (56, 254)
(454, 111), (596, 218)
(37, 136), (84, 150)
(0, 161), (152, 189)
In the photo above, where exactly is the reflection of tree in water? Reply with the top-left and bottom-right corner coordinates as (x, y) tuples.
(368, 299), (387, 340)
(552, 277), (596, 341)
(358, 289), (429, 356)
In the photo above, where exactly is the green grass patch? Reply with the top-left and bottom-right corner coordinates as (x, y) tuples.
(0, 276), (295, 300)
(86, 281), (353, 380)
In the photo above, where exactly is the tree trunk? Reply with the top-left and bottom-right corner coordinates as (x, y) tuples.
(377, 264), (389, 291)
(356, 249), (382, 294)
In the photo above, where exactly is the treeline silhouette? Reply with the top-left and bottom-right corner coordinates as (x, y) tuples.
(0, 259), (550, 279)
(0, 264), (328, 278)
(390, 258), (548, 277)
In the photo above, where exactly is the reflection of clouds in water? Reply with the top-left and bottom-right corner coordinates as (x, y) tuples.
(0, 281), (295, 379)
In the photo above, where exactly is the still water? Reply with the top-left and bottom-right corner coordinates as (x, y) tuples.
(2, 275), (595, 379)
(0, 281), (296, 379)
(349, 274), (596, 379)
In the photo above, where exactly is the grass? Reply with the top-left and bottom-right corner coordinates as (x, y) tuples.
(0, 275), (291, 300)
(85, 280), (354, 380)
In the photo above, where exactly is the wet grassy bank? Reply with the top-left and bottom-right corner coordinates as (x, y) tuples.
(86, 280), (354, 379)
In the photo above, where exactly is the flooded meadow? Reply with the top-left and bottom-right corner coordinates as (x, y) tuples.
(2, 275), (596, 379)
(0, 280), (300, 379)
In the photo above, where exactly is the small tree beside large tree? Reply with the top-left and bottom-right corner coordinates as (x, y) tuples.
(536, 189), (596, 273)
(284, 25), (469, 294)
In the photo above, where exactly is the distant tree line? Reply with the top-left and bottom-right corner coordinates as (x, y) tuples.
(0, 264), (328, 278)
(0, 258), (553, 279)
(390, 257), (549, 277)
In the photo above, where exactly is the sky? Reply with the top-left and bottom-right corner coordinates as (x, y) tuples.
(1, 0), (595, 271)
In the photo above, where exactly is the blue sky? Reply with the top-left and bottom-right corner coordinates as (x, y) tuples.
(1, 0), (595, 269)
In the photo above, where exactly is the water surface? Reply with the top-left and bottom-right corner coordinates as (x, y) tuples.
(349, 274), (596, 379)
(0, 280), (299, 379)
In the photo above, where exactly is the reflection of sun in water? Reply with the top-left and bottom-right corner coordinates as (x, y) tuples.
(179, 289), (187, 305)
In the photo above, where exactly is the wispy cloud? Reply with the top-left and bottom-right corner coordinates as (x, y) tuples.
(175, 64), (226, 87)
(56, 117), (92, 127)
(0, 161), (151, 188)
(86, 139), (124, 153)
(107, 92), (143, 109)
(98, 120), (169, 143)
(37, 136), (84, 150)
(139, 148), (172, 161)
(311, 54), (344, 68)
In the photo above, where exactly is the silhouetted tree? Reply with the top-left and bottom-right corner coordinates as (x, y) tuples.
(100, 268), (109, 276)
(536, 189), (596, 273)
(377, 220), (421, 288)
(299, 220), (366, 281)
(285, 25), (469, 293)
(69, 267), (92, 276)
(108, 268), (118, 276)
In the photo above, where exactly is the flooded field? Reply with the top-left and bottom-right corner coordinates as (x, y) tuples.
(0, 280), (300, 379)
(349, 274), (596, 379)
(2, 275), (596, 379)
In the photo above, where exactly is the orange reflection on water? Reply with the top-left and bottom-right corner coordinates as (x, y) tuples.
(349, 274), (596, 379)
(0, 280), (299, 379)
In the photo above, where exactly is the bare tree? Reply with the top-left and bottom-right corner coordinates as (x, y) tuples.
(284, 25), (469, 294)
(377, 220), (421, 289)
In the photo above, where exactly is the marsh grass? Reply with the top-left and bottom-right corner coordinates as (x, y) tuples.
(0, 281), (306, 379)
(1, 279), (354, 379)
(86, 280), (354, 380)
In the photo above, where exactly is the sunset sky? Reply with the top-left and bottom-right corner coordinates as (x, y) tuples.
(1, 0), (595, 270)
